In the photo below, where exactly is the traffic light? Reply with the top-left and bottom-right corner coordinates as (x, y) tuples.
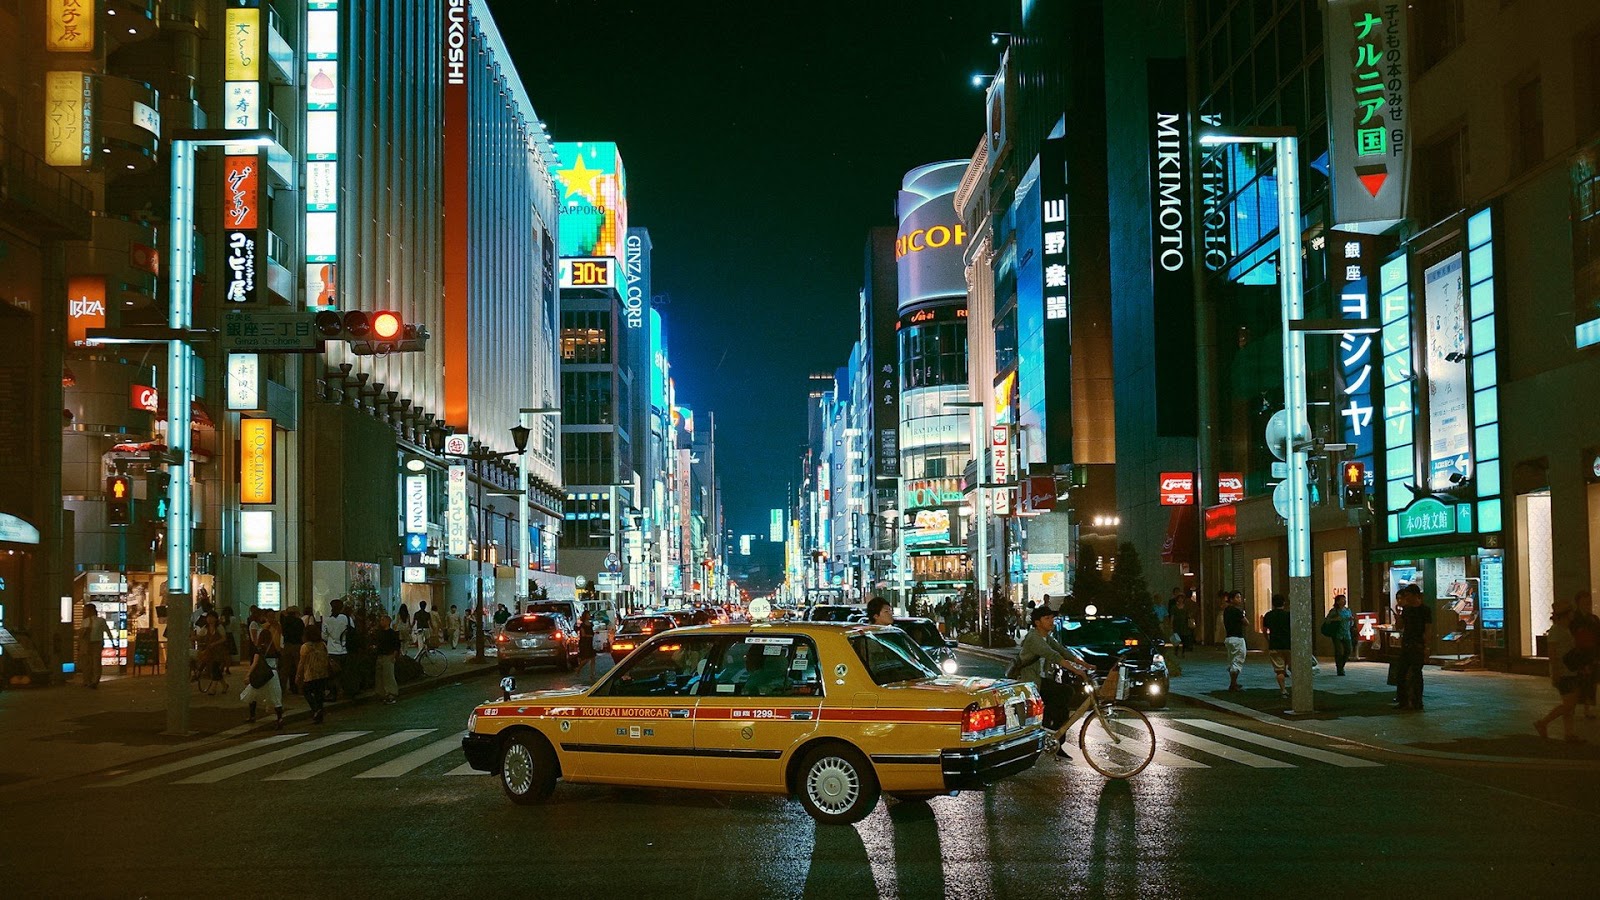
(107, 475), (132, 526)
(313, 309), (428, 355)
(148, 470), (170, 519)
(1341, 461), (1366, 508)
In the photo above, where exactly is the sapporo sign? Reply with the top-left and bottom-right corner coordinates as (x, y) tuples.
(1324, 0), (1410, 233)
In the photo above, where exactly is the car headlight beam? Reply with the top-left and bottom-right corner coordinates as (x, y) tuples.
(940, 658), (959, 676)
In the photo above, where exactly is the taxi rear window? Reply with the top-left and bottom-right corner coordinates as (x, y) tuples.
(504, 615), (557, 634)
(849, 632), (938, 685)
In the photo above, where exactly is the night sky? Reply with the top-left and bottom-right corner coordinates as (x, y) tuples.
(488, 0), (1009, 537)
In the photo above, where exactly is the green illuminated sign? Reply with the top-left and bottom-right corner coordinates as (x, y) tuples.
(1393, 497), (1469, 540)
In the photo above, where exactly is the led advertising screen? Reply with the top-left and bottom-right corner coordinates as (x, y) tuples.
(555, 142), (628, 259)
(895, 160), (968, 312)
(1423, 252), (1469, 489)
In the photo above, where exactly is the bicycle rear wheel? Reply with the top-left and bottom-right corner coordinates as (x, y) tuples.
(419, 649), (447, 678)
(1078, 702), (1155, 779)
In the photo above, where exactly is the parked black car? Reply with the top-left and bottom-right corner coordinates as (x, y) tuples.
(1052, 615), (1169, 708)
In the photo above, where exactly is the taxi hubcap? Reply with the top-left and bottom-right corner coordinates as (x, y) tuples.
(503, 743), (533, 794)
(807, 757), (859, 813)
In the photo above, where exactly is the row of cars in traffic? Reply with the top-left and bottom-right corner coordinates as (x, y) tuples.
(492, 602), (738, 675)
(463, 600), (1173, 822)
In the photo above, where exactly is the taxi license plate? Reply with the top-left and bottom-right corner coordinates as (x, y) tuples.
(1004, 704), (1020, 731)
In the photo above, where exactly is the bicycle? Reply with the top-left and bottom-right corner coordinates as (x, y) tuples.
(411, 639), (448, 678)
(190, 649), (226, 696)
(1044, 664), (1157, 779)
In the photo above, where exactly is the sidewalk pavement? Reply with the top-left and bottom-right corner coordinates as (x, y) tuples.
(960, 640), (1600, 766)
(0, 645), (498, 794)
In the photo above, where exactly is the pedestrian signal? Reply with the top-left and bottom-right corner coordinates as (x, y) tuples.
(107, 475), (132, 526)
(1341, 462), (1366, 509)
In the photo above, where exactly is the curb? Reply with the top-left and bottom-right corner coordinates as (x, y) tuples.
(1168, 686), (1600, 769)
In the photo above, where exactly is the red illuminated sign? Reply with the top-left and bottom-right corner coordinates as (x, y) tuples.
(223, 156), (259, 230)
(1159, 471), (1195, 506)
(1355, 611), (1379, 643)
(1218, 472), (1244, 504)
(129, 384), (159, 413)
(1203, 504), (1237, 540)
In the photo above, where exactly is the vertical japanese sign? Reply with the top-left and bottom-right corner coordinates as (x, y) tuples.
(991, 424), (1011, 516)
(447, 465), (468, 556)
(227, 353), (261, 410)
(44, 71), (92, 167)
(223, 5), (261, 130)
(224, 155), (259, 304)
(1331, 231), (1378, 471)
(405, 474), (428, 535)
(240, 418), (274, 504)
(305, 1), (340, 308)
(1325, 0), (1409, 232)
(45, 0), (94, 52)
(1039, 136), (1074, 462)
(442, 0), (471, 428)
(1423, 253), (1470, 489)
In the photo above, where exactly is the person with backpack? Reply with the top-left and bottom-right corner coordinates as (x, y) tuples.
(239, 629), (284, 729)
(1012, 605), (1094, 758)
(1322, 594), (1356, 676)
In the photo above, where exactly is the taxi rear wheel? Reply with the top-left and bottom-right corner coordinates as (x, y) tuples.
(796, 744), (879, 825)
(500, 732), (557, 805)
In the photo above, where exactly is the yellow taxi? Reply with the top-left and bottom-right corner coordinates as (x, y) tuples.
(460, 622), (1046, 823)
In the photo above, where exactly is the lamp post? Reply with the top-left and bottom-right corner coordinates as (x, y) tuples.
(946, 400), (989, 646)
(1197, 128), (1320, 714)
(160, 129), (273, 737)
(429, 423), (531, 664)
(516, 407), (560, 615)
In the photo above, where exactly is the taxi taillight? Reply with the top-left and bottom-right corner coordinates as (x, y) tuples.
(962, 704), (1000, 736)
(1027, 697), (1044, 721)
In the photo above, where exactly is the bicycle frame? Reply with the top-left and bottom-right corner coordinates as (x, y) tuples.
(1047, 669), (1125, 749)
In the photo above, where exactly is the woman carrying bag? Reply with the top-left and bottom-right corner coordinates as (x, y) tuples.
(240, 630), (284, 729)
(297, 622), (332, 725)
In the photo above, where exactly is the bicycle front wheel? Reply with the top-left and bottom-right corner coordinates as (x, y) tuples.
(420, 650), (447, 678)
(1078, 702), (1156, 779)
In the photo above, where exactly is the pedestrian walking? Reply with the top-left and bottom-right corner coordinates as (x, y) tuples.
(78, 603), (113, 689)
(397, 602), (411, 633)
(576, 611), (599, 680)
(372, 614), (401, 703)
(413, 601), (434, 651)
(322, 598), (353, 702)
(1394, 584), (1432, 711)
(443, 604), (460, 649)
(1571, 590), (1599, 720)
(297, 622), (331, 724)
(1262, 594), (1292, 699)
(1172, 590), (1196, 655)
(280, 606), (304, 694)
(240, 630), (284, 729)
(1534, 597), (1591, 743)
(493, 603), (511, 628)
(1323, 594), (1356, 676)
(193, 611), (227, 687)
(1223, 592), (1248, 691)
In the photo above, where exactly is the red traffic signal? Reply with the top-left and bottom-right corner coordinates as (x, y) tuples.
(371, 310), (402, 340)
(1342, 462), (1365, 486)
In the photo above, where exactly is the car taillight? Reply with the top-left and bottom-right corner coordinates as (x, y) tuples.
(1028, 697), (1044, 721)
(962, 704), (999, 736)
(495, 633), (509, 642)
(552, 631), (563, 641)
(613, 641), (634, 651)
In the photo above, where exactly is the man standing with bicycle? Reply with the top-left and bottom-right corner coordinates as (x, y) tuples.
(1016, 606), (1094, 757)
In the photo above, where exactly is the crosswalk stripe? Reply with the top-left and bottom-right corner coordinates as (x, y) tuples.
(353, 735), (462, 779)
(103, 734), (307, 787)
(1151, 748), (1209, 768)
(1154, 724), (1294, 768)
(175, 732), (369, 784)
(264, 729), (437, 781)
(445, 762), (489, 776)
(1175, 719), (1382, 767)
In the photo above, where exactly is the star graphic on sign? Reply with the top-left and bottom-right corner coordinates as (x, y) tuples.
(557, 154), (603, 201)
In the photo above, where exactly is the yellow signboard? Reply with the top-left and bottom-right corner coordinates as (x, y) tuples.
(240, 417), (274, 504)
(44, 71), (91, 167)
(224, 8), (261, 81)
(46, 0), (95, 53)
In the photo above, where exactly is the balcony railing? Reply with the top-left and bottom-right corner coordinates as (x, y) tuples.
(0, 138), (94, 239)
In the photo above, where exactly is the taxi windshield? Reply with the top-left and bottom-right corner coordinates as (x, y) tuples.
(895, 620), (943, 648)
(849, 631), (938, 685)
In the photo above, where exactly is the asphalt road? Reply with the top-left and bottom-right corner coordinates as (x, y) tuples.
(2, 651), (1595, 899)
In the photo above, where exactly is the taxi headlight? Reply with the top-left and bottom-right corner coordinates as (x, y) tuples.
(467, 711), (478, 732)
(940, 658), (959, 676)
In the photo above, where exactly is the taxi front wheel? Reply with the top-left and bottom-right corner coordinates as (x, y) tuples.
(796, 744), (880, 825)
(500, 732), (557, 805)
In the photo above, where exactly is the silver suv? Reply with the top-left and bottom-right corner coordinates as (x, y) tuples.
(494, 613), (578, 674)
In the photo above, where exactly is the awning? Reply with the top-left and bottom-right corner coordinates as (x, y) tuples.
(1161, 505), (1197, 565)
(0, 512), (41, 545)
(1369, 542), (1483, 563)
(153, 396), (215, 428)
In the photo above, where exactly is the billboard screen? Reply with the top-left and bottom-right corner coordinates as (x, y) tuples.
(895, 160), (968, 311)
(555, 142), (627, 259)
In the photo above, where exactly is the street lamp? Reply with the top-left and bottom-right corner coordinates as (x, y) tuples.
(428, 423), (530, 664)
(1198, 127), (1316, 714)
(945, 400), (989, 647)
(515, 407), (560, 615)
